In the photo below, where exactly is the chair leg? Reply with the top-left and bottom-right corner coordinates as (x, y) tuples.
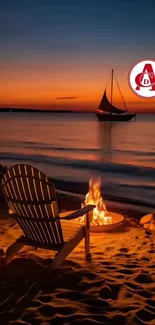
(51, 228), (85, 271)
(6, 236), (25, 263)
(85, 230), (91, 260)
(85, 211), (91, 260)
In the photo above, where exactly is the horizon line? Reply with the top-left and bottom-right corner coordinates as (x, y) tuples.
(0, 107), (155, 114)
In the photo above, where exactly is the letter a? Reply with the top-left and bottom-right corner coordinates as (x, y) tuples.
(135, 64), (155, 91)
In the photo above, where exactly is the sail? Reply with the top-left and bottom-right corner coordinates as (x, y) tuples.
(98, 90), (126, 115)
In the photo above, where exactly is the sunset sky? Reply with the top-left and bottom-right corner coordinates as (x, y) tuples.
(1, 0), (155, 112)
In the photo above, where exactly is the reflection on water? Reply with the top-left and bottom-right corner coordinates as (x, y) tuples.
(98, 122), (112, 162)
(1, 113), (155, 169)
(0, 113), (155, 167)
(1, 112), (155, 175)
(97, 118), (155, 169)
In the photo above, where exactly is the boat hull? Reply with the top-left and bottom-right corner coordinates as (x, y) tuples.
(96, 113), (136, 121)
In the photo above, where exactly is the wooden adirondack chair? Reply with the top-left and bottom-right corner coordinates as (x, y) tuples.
(1, 164), (95, 269)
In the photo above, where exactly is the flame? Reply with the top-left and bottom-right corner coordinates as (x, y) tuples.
(79, 177), (112, 226)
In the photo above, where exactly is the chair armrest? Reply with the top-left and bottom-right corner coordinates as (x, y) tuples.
(63, 204), (96, 220)
(10, 205), (96, 224)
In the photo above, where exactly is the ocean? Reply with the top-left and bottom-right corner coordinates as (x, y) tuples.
(0, 112), (155, 208)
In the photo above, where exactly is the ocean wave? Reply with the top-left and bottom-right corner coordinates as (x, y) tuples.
(0, 140), (155, 157)
(1, 151), (155, 178)
(52, 179), (155, 208)
(1, 151), (155, 207)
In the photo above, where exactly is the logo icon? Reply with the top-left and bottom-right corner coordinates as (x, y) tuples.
(128, 59), (155, 98)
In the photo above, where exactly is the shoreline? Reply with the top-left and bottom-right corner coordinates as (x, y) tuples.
(0, 185), (151, 225)
(51, 178), (155, 212)
(0, 175), (153, 216)
(0, 108), (75, 113)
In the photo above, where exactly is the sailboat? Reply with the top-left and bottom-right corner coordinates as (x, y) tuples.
(96, 69), (136, 121)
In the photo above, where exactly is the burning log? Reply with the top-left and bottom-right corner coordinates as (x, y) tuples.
(78, 177), (124, 233)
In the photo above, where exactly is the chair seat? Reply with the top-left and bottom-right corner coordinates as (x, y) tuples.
(59, 219), (84, 242)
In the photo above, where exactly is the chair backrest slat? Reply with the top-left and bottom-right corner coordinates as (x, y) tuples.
(2, 164), (64, 245)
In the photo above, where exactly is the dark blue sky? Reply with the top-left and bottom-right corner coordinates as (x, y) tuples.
(1, 0), (155, 58)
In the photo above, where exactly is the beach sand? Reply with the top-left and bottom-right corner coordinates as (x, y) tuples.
(0, 194), (155, 325)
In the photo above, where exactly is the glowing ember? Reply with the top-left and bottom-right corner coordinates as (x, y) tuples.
(9, 208), (14, 215)
(78, 177), (112, 226)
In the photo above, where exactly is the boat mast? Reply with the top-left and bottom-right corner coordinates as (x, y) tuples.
(114, 73), (128, 112)
(111, 69), (114, 115)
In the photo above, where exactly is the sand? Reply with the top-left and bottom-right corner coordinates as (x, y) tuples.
(0, 195), (155, 325)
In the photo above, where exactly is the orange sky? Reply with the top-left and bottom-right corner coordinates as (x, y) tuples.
(1, 57), (155, 112)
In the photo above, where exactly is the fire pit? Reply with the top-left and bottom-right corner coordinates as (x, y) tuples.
(78, 177), (124, 233)
(90, 211), (124, 233)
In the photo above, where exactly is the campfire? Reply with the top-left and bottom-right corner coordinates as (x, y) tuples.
(78, 177), (112, 226)
(78, 177), (124, 233)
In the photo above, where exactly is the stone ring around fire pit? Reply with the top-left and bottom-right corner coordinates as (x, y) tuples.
(60, 211), (124, 233)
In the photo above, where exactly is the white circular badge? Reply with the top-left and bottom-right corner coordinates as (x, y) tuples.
(128, 59), (155, 98)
